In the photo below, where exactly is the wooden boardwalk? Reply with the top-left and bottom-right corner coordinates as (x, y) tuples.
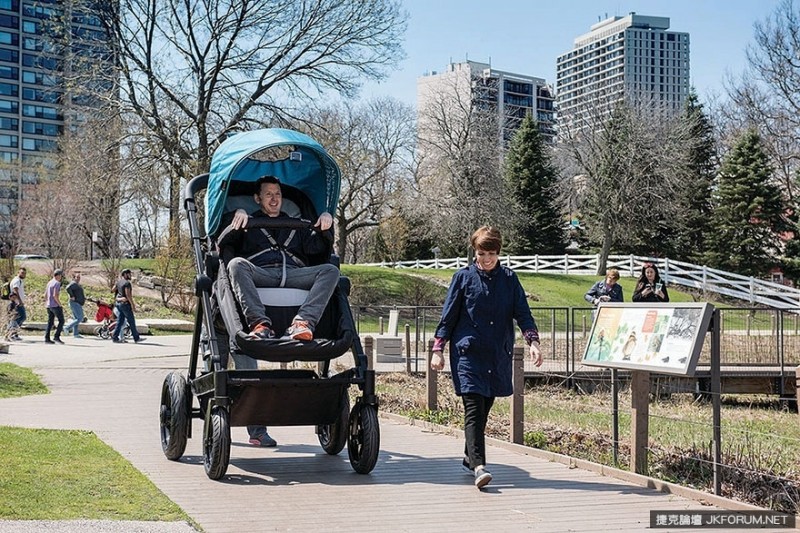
(0, 335), (780, 532)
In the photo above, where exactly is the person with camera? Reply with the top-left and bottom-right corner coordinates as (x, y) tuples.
(632, 262), (669, 303)
(584, 268), (624, 306)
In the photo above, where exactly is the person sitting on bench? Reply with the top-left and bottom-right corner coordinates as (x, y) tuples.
(224, 175), (339, 341)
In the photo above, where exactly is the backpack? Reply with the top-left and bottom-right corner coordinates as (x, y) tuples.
(1, 280), (10, 300)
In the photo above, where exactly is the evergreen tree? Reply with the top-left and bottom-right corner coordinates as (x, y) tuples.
(503, 113), (566, 254)
(676, 91), (717, 262)
(705, 128), (787, 276)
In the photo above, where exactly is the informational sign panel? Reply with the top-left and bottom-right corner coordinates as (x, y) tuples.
(582, 303), (714, 376)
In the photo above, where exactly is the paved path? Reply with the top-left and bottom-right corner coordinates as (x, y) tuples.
(0, 334), (768, 532)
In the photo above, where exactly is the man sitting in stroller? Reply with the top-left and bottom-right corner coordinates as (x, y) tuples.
(223, 174), (339, 447)
(225, 175), (338, 342)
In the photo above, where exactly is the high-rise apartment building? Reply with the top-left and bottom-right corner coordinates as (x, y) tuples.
(418, 60), (556, 145)
(0, 0), (111, 235)
(556, 13), (690, 134)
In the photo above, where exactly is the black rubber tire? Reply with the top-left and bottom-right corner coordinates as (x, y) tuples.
(203, 406), (231, 480)
(95, 325), (108, 339)
(318, 390), (349, 455)
(159, 372), (190, 460)
(347, 403), (380, 474)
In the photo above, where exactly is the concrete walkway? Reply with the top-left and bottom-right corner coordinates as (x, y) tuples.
(0, 334), (767, 532)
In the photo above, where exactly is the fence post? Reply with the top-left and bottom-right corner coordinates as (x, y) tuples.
(629, 254), (635, 277)
(796, 366), (800, 422)
(630, 370), (650, 475)
(550, 308), (556, 360)
(534, 255), (539, 273)
(379, 316), (384, 335)
(664, 257), (670, 284)
(426, 339), (437, 411)
(511, 345), (525, 445)
(564, 254), (568, 274)
(405, 323), (411, 374)
(750, 277), (755, 304)
(595, 253), (600, 274)
(364, 335), (374, 371)
(702, 265), (708, 293)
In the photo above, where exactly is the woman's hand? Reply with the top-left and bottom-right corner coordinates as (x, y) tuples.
(430, 350), (445, 371)
(529, 341), (542, 367)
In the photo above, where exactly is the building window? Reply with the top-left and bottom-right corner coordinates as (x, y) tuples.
(0, 64), (16, 79)
(0, 133), (18, 147)
(0, 14), (18, 29)
(0, 150), (17, 162)
(0, 1), (20, 12)
(0, 98), (17, 113)
(22, 70), (58, 85)
(22, 120), (61, 136)
(22, 20), (38, 34)
(0, 116), (17, 130)
(22, 87), (60, 103)
(0, 30), (18, 46)
(22, 137), (57, 151)
(0, 81), (17, 96)
(0, 47), (17, 63)
(22, 103), (59, 119)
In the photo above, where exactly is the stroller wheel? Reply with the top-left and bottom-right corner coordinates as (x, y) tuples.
(203, 405), (230, 480)
(347, 402), (380, 474)
(123, 325), (132, 339)
(159, 372), (190, 460)
(318, 389), (350, 455)
(95, 325), (109, 339)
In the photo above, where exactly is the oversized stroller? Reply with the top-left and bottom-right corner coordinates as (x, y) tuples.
(158, 128), (379, 479)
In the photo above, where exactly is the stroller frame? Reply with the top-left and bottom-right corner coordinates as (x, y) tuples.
(158, 130), (379, 480)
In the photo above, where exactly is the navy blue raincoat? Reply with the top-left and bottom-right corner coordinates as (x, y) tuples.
(434, 263), (537, 398)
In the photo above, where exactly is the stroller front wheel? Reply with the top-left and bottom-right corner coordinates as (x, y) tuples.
(203, 405), (231, 480)
(347, 402), (380, 474)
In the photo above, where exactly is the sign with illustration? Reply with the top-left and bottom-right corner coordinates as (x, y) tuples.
(582, 303), (714, 376)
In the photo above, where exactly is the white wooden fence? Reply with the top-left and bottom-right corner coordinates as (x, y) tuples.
(362, 255), (800, 310)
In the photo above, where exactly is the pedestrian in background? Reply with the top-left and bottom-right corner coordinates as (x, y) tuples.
(44, 269), (65, 344)
(113, 268), (144, 343)
(4, 266), (25, 341)
(64, 272), (86, 338)
(632, 262), (670, 303)
(584, 268), (624, 306)
(430, 226), (542, 490)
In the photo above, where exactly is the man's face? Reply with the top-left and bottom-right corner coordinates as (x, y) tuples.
(18, 269), (25, 279)
(74, 273), (81, 283)
(255, 182), (282, 217)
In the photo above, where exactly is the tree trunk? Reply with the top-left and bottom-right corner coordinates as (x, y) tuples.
(597, 223), (613, 275)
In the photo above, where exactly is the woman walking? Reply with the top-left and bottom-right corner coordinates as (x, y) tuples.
(431, 226), (542, 489)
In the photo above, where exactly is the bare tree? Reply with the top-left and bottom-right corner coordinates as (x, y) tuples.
(725, 0), (800, 201)
(416, 68), (513, 255)
(561, 99), (700, 273)
(61, 0), (407, 240)
(297, 97), (415, 262)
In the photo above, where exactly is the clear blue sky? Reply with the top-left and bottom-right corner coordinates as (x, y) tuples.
(360, 0), (783, 106)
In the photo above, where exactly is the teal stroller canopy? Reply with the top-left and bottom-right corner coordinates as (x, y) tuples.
(205, 128), (341, 236)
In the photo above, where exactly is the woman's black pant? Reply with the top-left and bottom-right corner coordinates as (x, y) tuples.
(462, 393), (495, 469)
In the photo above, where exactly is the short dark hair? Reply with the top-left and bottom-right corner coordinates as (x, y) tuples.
(256, 175), (281, 188)
(121, 268), (132, 276)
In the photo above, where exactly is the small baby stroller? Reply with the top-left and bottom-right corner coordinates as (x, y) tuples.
(91, 298), (131, 340)
(158, 128), (379, 480)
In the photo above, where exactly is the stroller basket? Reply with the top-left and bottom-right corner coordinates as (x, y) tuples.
(158, 128), (379, 480)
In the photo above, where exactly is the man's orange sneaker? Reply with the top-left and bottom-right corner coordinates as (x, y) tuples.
(287, 320), (313, 341)
(246, 322), (275, 340)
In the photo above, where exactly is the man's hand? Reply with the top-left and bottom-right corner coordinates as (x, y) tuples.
(529, 341), (543, 367)
(430, 350), (445, 371)
(231, 209), (249, 230)
(315, 212), (333, 231)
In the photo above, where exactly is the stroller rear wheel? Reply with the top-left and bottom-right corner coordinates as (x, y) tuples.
(318, 389), (349, 455)
(159, 372), (190, 460)
(203, 405), (231, 480)
(95, 325), (109, 339)
(347, 402), (380, 474)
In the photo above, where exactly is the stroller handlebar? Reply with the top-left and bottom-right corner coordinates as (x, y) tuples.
(216, 217), (314, 247)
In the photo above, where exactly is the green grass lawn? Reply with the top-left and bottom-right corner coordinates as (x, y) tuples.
(0, 363), (190, 523)
(0, 427), (189, 521)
